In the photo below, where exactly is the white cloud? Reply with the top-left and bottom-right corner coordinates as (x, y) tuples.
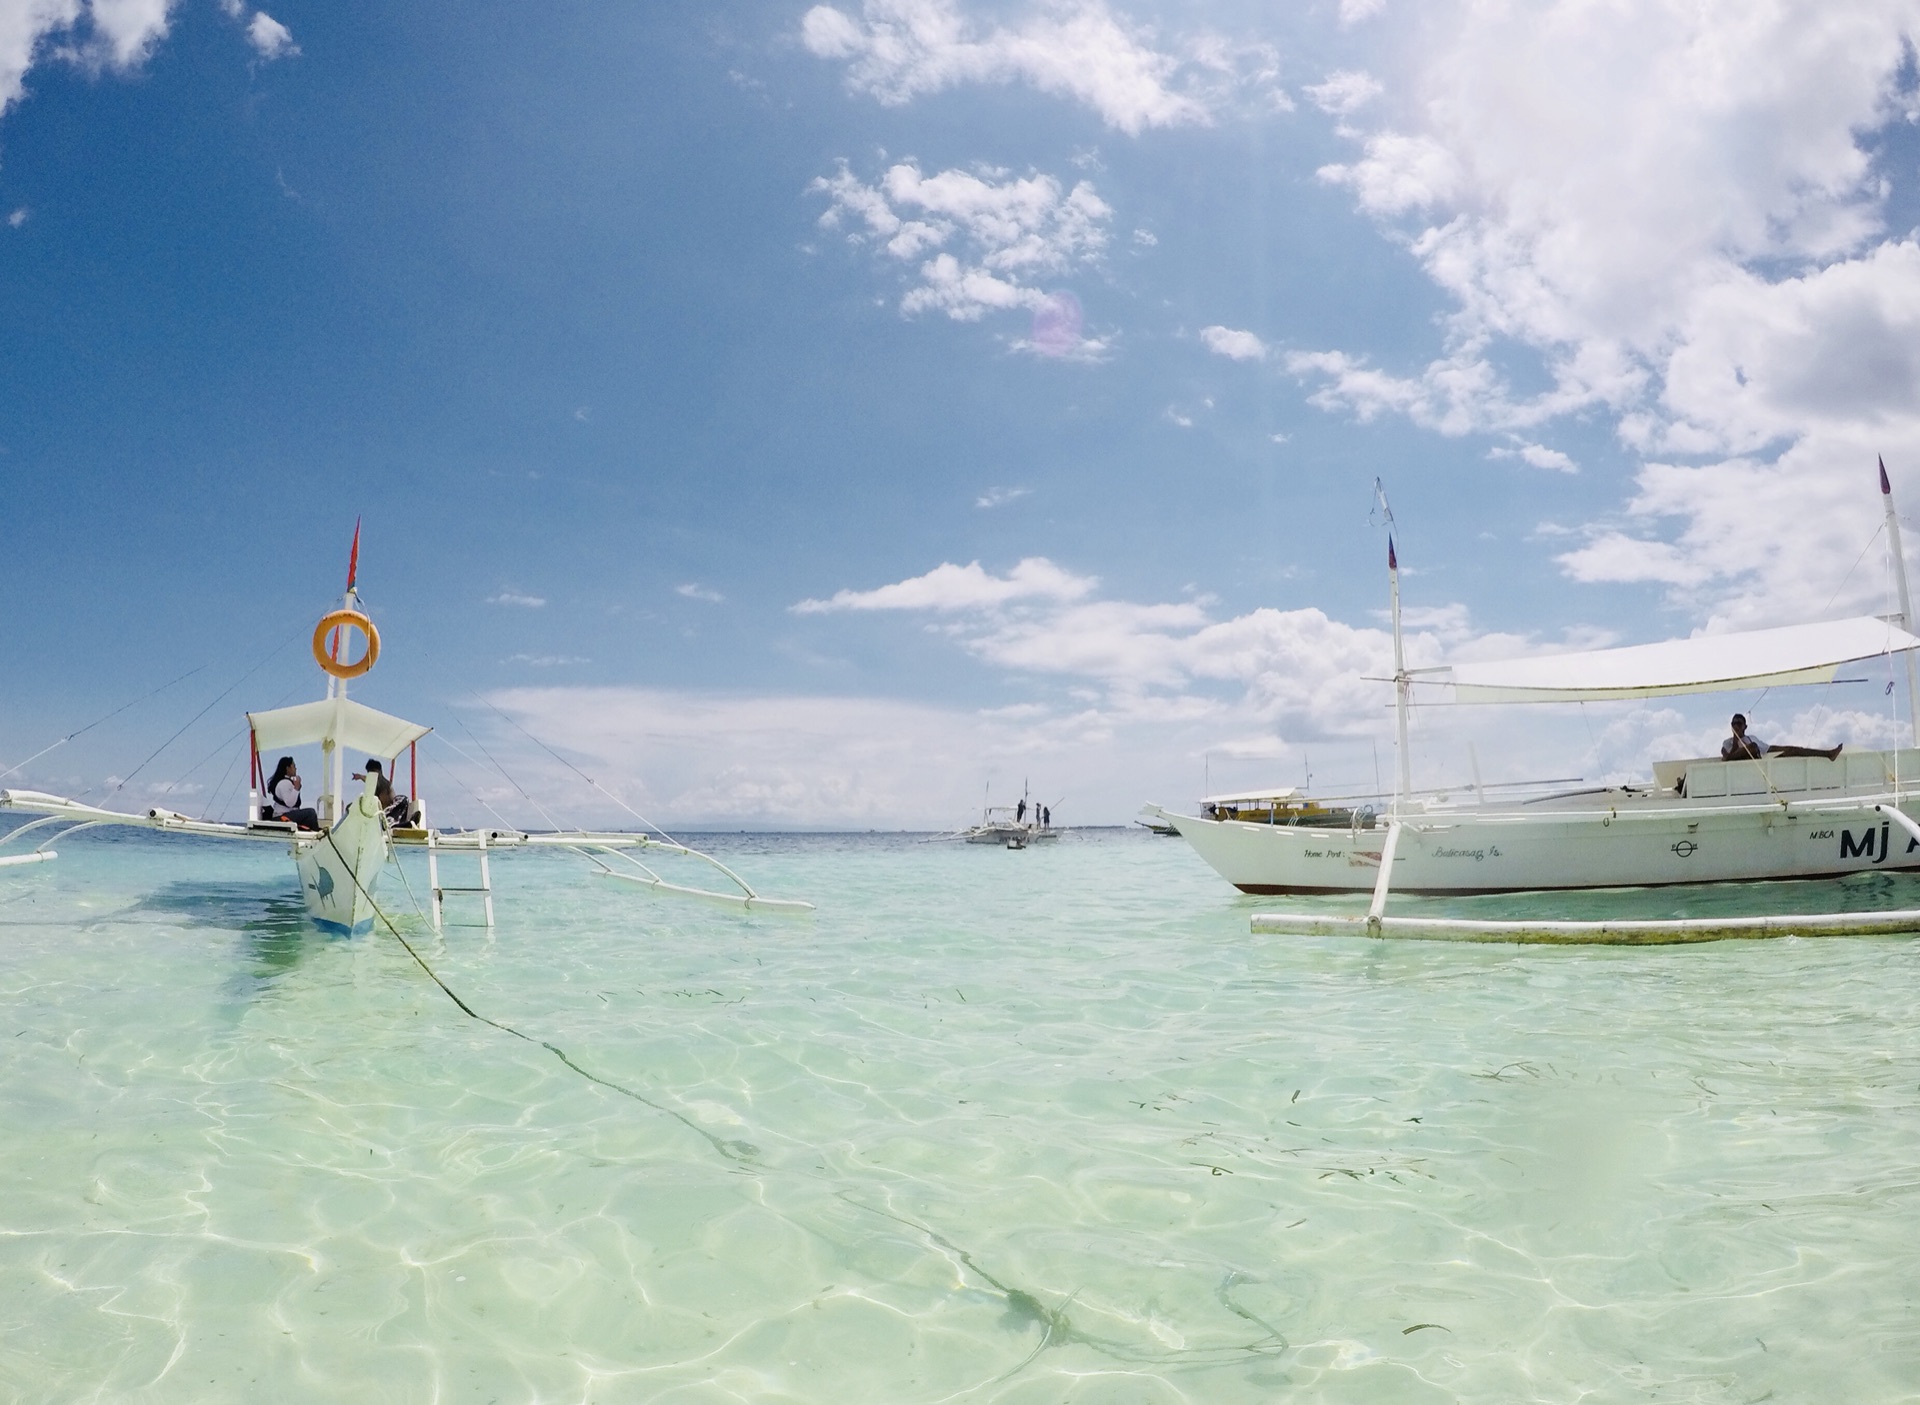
(6, 207), (24, 227)
(0, 0), (292, 138)
(1489, 440), (1577, 473)
(488, 590), (546, 608)
(1304, 69), (1381, 115)
(478, 556), (1757, 826)
(1289, 0), (1920, 622)
(800, 0), (1210, 134)
(793, 556), (1452, 727)
(504, 653), (590, 667)
(0, 0), (175, 119)
(483, 594), (1431, 826)
(793, 557), (1096, 613)
(976, 486), (1031, 508)
(1200, 324), (1266, 361)
(1339, 0), (1386, 22)
(1551, 450), (1888, 628)
(1316, 132), (1460, 216)
(676, 583), (725, 603)
(812, 159), (1110, 328)
(245, 11), (296, 60)
(476, 685), (1271, 828)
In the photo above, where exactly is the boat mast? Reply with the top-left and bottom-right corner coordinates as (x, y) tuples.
(1881, 459), (1920, 747)
(1389, 535), (1411, 808)
(325, 519), (363, 826)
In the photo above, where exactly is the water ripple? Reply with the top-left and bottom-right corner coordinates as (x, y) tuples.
(2, 829), (1917, 1399)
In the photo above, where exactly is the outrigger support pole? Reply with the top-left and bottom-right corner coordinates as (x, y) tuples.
(1881, 457), (1920, 748)
(1872, 801), (1920, 853)
(1366, 818), (1403, 934)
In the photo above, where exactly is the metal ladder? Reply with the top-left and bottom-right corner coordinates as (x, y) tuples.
(426, 829), (495, 930)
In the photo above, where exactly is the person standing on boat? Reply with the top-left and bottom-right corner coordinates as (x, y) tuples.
(266, 756), (320, 830)
(1016, 798), (1027, 823)
(1721, 714), (1842, 762)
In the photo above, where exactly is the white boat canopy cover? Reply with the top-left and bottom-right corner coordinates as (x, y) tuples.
(248, 697), (431, 759)
(1201, 787), (1301, 805)
(1446, 616), (1920, 704)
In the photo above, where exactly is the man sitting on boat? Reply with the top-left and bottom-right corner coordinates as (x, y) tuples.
(1721, 713), (1842, 762)
(352, 759), (420, 828)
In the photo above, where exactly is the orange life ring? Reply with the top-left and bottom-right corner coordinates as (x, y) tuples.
(313, 610), (381, 679)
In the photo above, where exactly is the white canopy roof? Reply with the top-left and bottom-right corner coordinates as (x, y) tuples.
(1446, 616), (1920, 704)
(1201, 787), (1301, 805)
(248, 697), (431, 760)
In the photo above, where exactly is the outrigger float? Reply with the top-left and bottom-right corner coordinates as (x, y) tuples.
(0, 535), (811, 929)
(1148, 463), (1920, 944)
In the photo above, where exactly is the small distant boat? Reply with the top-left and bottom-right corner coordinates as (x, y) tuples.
(962, 807), (1060, 845)
(955, 782), (1061, 846)
(0, 529), (811, 927)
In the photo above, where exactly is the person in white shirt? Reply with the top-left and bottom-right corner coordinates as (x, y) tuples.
(265, 755), (319, 830)
(1721, 713), (1841, 762)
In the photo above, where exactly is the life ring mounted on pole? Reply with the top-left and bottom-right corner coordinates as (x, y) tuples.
(313, 609), (381, 680)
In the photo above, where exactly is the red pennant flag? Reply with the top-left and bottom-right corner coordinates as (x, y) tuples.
(1388, 535), (1398, 571)
(345, 517), (362, 591)
(1881, 456), (1893, 496)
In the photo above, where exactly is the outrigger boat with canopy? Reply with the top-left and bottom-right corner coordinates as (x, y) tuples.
(0, 531), (811, 928)
(1146, 463), (1920, 943)
(954, 781), (1061, 847)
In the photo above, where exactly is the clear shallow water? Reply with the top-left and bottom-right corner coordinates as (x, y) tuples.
(4, 826), (1920, 1403)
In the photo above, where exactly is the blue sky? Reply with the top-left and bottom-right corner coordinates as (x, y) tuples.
(7, 0), (1920, 827)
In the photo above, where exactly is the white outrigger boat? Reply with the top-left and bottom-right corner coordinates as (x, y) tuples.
(957, 783), (1061, 847)
(0, 541), (811, 929)
(1146, 464), (1920, 942)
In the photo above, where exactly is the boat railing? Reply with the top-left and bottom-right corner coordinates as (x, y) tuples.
(1203, 775), (1588, 824)
(1392, 787), (1920, 829)
(1677, 747), (1920, 800)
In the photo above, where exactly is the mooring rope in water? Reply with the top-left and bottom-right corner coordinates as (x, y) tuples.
(319, 827), (1291, 1377)
(322, 826), (760, 1164)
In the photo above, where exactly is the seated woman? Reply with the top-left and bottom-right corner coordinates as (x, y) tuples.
(265, 756), (320, 830)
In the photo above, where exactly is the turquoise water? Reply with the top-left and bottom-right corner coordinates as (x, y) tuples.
(4, 826), (1920, 1402)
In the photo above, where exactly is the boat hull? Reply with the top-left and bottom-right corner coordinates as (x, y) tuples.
(964, 824), (1060, 844)
(293, 791), (389, 934)
(1154, 791), (1920, 896)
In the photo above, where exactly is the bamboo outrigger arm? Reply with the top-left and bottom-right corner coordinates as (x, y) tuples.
(572, 842), (815, 913)
(0, 790), (814, 913)
(1254, 908), (1920, 944)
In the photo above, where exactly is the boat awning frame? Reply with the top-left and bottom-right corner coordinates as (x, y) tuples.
(247, 696), (432, 759)
(1442, 616), (1920, 704)
(1200, 788), (1302, 805)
